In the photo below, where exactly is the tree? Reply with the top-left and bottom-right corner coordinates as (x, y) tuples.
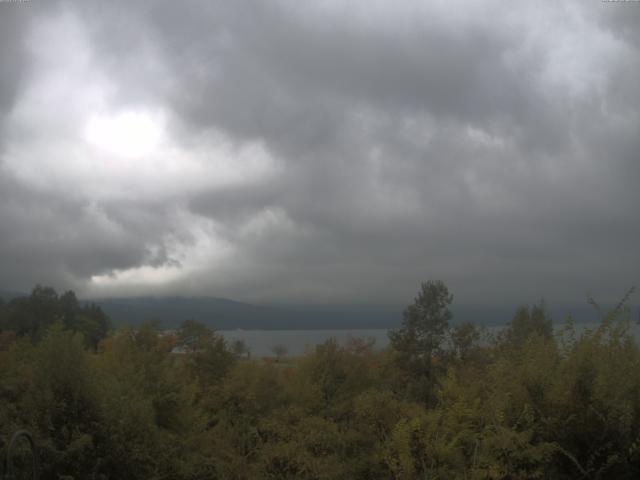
(0, 286), (111, 348)
(389, 280), (453, 403)
(76, 302), (111, 349)
(231, 339), (250, 358)
(271, 344), (288, 362)
(5, 285), (60, 340)
(176, 319), (215, 352)
(450, 321), (481, 362)
(176, 319), (237, 386)
(20, 327), (104, 478)
(502, 302), (552, 348)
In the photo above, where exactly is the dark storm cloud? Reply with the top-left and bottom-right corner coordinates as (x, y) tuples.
(0, 5), (31, 142)
(0, 1), (637, 305)
(599, 2), (640, 50)
(93, 1), (559, 154)
(0, 166), (182, 291)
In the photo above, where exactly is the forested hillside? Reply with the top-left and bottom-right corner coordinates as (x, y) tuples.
(1, 283), (639, 479)
(91, 296), (401, 330)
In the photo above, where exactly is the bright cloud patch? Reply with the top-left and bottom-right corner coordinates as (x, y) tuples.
(84, 110), (164, 159)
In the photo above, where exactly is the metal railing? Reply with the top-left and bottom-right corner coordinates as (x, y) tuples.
(2, 430), (38, 480)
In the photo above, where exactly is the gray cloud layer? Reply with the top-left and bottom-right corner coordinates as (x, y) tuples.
(0, 0), (638, 306)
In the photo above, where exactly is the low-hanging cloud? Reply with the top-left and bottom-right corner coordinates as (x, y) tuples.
(0, 0), (637, 307)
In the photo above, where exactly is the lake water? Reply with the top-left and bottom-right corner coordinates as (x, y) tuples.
(219, 321), (640, 357)
(218, 329), (391, 357)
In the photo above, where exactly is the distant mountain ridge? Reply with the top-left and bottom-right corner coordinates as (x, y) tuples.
(90, 296), (630, 330)
(2, 288), (635, 330)
(90, 296), (404, 330)
(0, 289), (26, 301)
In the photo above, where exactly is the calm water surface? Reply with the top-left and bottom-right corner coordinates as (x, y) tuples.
(219, 321), (640, 357)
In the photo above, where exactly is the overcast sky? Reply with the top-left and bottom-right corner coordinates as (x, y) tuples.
(0, 0), (638, 307)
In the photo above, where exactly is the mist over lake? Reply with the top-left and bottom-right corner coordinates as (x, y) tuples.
(218, 320), (640, 357)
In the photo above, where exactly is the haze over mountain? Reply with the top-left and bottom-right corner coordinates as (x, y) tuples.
(91, 296), (401, 330)
(94, 296), (637, 330)
(4, 287), (629, 330)
(0, 1), (638, 312)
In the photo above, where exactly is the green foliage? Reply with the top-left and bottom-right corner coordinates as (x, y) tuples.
(1, 283), (640, 479)
(389, 280), (454, 403)
(0, 327), (104, 479)
(450, 321), (482, 362)
(0, 286), (111, 348)
(501, 302), (553, 349)
(176, 319), (238, 387)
